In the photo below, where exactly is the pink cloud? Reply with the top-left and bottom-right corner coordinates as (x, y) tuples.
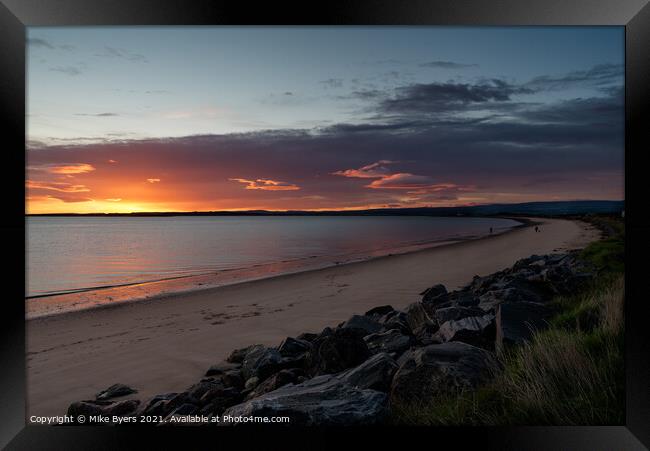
(229, 178), (300, 191)
(26, 180), (90, 193)
(29, 163), (96, 175)
(331, 160), (398, 179)
(146, 178), (161, 183)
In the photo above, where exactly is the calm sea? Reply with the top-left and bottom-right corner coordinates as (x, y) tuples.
(26, 216), (519, 298)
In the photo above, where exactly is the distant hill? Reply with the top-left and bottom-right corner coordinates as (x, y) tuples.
(28, 200), (624, 217)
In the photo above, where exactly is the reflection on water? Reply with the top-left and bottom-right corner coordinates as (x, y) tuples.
(26, 216), (519, 297)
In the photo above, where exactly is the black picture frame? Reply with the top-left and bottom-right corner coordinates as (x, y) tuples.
(1, 1), (648, 449)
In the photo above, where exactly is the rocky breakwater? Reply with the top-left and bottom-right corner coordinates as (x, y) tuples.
(66, 251), (593, 425)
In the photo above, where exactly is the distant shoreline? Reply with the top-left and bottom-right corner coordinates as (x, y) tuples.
(25, 199), (624, 217)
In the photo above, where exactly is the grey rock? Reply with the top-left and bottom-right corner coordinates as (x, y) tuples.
(420, 284), (449, 311)
(296, 332), (319, 342)
(245, 368), (304, 400)
(205, 361), (240, 377)
(307, 328), (370, 376)
(199, 387), (243, 415)
(404, 302), (436, 333)
(433, 306), (485, 324)
(138, 392), (177, 416)
(339, 314), (383, 336)
(187, 378), (226, 400)
(278, 337), (312, 357)
(496, 301), (553, 352)
(364, 305), (395, 318)
(448, 291), (480, 307)
(390, 342), (496, 403)
(95, 383), (137, 400)
(404, 302), (439, 345)
(338, 352), (398, 392)
(364, 329), (413, 356)
(378, 310), (412, 335)
(241, 345), (283, 381)
(244, 376), (260, 390)
(227, 345), (256, 364)
(222, 374), (388, 426)
(434, 314), (496, 350)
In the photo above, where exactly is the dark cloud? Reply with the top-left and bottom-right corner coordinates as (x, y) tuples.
(28, 38), (75, 51)
(519, 93), (623, 126)
(341, 89), (385, 101)
(378, 80), (534, 114)
(28, 38), (55, 49)
(321, 121), (428, 134)
(523, 63), (623, 91)
(49, 66), (83, 76)
(95, 46), (148, 63)
(74, 113), (119, 117)
(320, 79), (344, 89)
(419, 61), (479, 69)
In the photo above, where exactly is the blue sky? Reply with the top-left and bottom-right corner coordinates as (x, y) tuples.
(27, 26), (623, 143)
(26, 27), (624, 213)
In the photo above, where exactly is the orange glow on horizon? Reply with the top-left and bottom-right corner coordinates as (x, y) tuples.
(25, 154), (624, 215)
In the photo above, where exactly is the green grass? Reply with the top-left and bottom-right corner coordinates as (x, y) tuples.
(579, 216), (625, 274)
(390, 216), (625, 426)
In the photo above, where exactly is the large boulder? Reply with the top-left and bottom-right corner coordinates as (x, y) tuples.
(420, 284), (448, 303)
(278, 337), (312, 358)
(187, 378), (227, 401)
(377, 310), (412, 335)
(432, 306), (485, 324)
(296, 332), (319, 342)
(390, 342), (496, 403)
(222, 374), (388, 426)
(405, 302), (437, 332)
(495, 301), (553, 352)
(447, 290), (480, 307)
(95, 383), (137, 401)
(199, 387), (244, 415)
(337, 352), (398, 392)
(364, 305), (395, 318)
(477, 279), (546, 311)
(306, 328), (370, 376)
(364, 329), (413, 357)
(339, 314), (383, 336)
(245, 369), (306, 400)
(137, 393), (177, 416)
(241, 345), (284, 381)
(205, 361), (240, 377)
(404, 302), (439, 344)
(227, 345), (256, 364)
(434, 314), (496, 350)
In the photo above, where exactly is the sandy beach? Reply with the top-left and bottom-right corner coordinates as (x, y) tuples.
(26, 217), (600, 417)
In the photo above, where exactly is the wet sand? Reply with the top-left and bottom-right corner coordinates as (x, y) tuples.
(26, 217), (600, 417)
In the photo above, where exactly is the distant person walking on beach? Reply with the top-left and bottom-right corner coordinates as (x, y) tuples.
(534, 226), (540, 233)
(489, 227), (493, 234)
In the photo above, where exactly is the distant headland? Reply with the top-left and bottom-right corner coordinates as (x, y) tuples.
(27, 200), (624, 218)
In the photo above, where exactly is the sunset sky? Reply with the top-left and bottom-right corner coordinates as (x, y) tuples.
(26, 27), (624, 213)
